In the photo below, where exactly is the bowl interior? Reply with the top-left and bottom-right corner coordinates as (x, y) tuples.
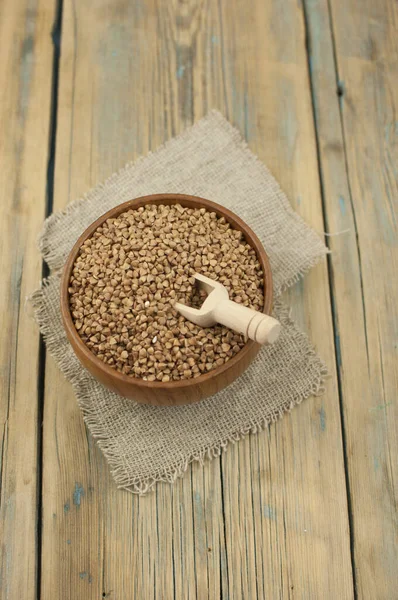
(60, 193), (273, 390)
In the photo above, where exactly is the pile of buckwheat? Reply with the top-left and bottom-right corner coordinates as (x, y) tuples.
(68, 203), (264, 382)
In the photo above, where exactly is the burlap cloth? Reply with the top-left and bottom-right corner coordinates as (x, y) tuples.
(31, 111), (328, 494)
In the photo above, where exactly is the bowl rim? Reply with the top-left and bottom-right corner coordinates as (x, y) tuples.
(60, 193), (273, 391)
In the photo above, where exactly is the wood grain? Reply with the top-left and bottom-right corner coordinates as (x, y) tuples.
(38, 0), (355, 598)
(0, 0), (55, 598)
(305, 0), (398, 597)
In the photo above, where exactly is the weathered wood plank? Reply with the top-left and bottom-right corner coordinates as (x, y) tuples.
(305, 0), (398, 597)
(216, 0), (354, 596)
(42, 0), (354, 597)
(0, 0), (56, 598)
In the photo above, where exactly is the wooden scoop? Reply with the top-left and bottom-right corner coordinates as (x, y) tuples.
(175, 273), (281, 345)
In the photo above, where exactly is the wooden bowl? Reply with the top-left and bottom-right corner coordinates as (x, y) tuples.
(60, 194), (273, 406)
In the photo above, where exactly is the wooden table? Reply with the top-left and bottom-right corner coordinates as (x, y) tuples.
(1, 0), (397, 598)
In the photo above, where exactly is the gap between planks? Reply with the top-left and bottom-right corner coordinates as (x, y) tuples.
(301, 0), (357, 596)
(37, 0), (65, 599)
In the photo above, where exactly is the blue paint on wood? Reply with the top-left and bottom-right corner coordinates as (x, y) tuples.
(369, 402), (392, 412)
(319, 406), (326, 432)
(176, 64), (186, 79)
(67, 540), (71, 545)
(339, 195), (346, 216)
(64, 502), (70, 514)
(278, 78), (298, 163)
(79, 572), (87, 580)
(378, 202), (396, 246)
(373, 457), (380, 472)
(18, 35), (35, 116)
(263, 504), (276, 520)
(384, 122), (398, 144)
(211, 35), (219, 45)
(97, 23), (139, 159)
(73, 483), (85, 506)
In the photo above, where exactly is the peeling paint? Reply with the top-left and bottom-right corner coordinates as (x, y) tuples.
(176, 64), (186, 79)
(263, 504), (276, 520)
(73, 483), (85, 506)
(338, 195), (346, 216)
(369, 402), (392, 412)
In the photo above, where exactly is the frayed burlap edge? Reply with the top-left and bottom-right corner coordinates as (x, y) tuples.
(30, 278), (327, 495)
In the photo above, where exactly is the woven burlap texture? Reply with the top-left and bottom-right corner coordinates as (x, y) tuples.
(32, 111), (328, 494)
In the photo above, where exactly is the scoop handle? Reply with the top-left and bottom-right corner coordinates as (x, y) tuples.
(214, 300), (281, 345)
